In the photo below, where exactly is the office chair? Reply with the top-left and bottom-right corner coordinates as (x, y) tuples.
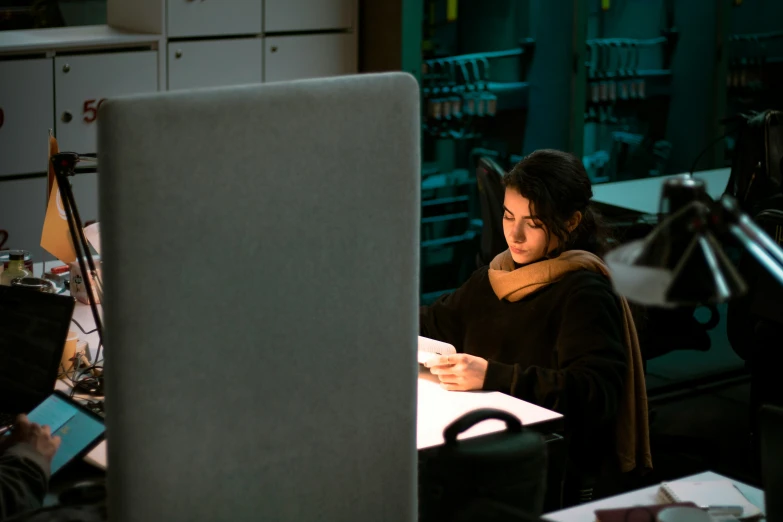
(475, 156), (508, 268)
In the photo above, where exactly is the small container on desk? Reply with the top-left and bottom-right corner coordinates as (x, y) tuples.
(10, 277), (57, 293)
(0, 249), (34, 273)
(0, 250), (32, 286)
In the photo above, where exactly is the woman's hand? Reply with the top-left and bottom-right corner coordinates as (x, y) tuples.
(424, 354), (489, 391)
(1, 414), (61, 464)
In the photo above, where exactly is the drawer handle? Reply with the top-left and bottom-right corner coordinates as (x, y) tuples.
(61, 111), (73, 123)
(271, 46), (278, 53)
(63, 64), (71, 73)
(175, 50), (183, 59)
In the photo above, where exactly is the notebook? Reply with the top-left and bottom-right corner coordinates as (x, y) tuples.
(418, 336), (457, 365)
(658, 480), (762, 519)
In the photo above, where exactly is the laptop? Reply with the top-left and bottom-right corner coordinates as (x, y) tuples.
(0, 285), (75, 426)
(761, 404), (783, 522)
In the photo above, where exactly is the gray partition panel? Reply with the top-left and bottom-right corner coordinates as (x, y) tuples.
(98, 73), (420, 522)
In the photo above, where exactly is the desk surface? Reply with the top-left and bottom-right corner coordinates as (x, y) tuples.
(417, 371), (563, 449)
(77, 373), (564, 469)
(543, 471), (765, 522)
(592, 168), (732, 215)
(41, 266), (562, 467)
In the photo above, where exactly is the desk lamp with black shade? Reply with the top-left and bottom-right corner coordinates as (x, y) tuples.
(50, 151), (104, 366)
(604, 176), (783, 520)
(605, 176), (783, 306)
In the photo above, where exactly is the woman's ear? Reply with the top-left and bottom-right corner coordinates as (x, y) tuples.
(566, 211), (583, 233)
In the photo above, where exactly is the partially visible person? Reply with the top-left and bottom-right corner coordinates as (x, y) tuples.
(420, 149), (651, 501)
(0, 415), (60, 520)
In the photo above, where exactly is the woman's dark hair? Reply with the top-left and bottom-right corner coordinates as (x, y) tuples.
(502, 149), (611, 257)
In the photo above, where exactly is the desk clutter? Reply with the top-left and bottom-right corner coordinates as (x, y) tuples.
(657, 480), (761, 519)
(581, 478), (766, 522)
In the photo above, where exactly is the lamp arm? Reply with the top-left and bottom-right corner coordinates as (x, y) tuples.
(734, 212), (783, 267)
(51, 152), (104, 349)
(727, 222), (783, 287)
(719, 195), (783, 286)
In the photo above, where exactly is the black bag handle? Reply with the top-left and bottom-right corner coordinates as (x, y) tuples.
(443, 408), (523, 446)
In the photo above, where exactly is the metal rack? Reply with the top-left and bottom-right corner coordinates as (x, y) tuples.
(583, 32), (679, 183)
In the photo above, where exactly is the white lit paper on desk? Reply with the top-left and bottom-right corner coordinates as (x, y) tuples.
(84, 440), (107, 470)
(658, 480), (762, 519)
(83, 222), (101, 255)
(416, 376), (562, 449)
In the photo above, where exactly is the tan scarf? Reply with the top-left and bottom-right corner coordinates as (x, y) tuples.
(488, 249), (653, 474)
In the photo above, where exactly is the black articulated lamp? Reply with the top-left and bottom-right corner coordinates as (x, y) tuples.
(50, 151), (104, 351)
(605, 175), (783, 308)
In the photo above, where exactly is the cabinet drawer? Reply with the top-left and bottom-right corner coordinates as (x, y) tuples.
(69, 171), (99, 238)
(264, 0), (354, 32)
(168, 0), (262, 38)
(265, 34), (356, 83)
(54, 51), (158, 155)
(0, 59), (54, 177)
(0, 177), (47, 263)
(168, 38), (263, 91)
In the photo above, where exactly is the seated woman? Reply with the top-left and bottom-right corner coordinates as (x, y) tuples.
(420, 149), (651, 499)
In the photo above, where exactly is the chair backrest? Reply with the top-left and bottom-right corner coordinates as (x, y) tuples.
(476, 157), (508, 267)
(98, 73), (421, 522)
(724, 110), (783, 213)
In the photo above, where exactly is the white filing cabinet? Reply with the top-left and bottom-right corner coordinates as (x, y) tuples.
(0, 59), (54, 177)
(0, 177), (47, 262)
(69, 172), (99, 232)
(167, 0), (262, 38)
(1, 0), (358, 262)
(264, 0), (354, 32)
(168, 38), (263, 90)
(265, 34), (357, 83)
(54, 51), (158, 154)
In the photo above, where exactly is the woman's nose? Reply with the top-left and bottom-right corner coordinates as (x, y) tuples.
(511, 223), (526, 242)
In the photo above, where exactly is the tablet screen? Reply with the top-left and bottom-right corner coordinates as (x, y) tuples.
(26, 393), (105, 474)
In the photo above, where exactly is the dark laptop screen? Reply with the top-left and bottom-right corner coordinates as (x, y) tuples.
(0, 286), (75, 413)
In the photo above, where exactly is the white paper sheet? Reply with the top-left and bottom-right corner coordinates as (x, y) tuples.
(83, 222), (101, 255)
